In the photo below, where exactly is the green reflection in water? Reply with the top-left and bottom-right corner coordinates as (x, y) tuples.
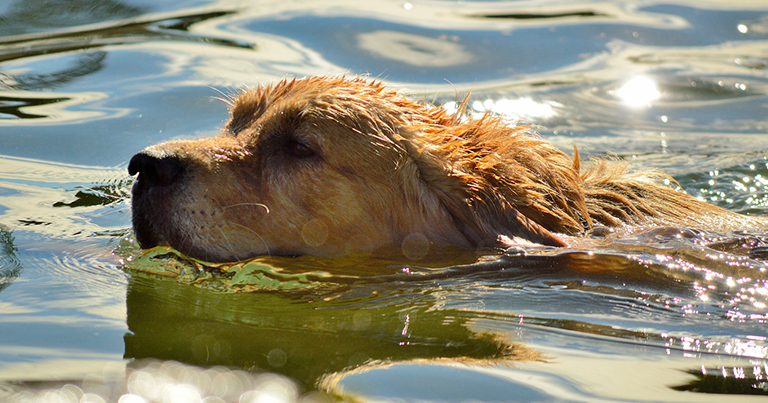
(122, 268), (535, 389)
(124, 246), (338, 291)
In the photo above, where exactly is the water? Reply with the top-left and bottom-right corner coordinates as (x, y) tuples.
(1, 0), (768, 401)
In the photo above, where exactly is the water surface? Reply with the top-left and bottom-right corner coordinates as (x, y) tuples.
(1, 0), (768, 402)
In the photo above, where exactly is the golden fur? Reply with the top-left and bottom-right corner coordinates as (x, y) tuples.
(128, 76), (767, 262)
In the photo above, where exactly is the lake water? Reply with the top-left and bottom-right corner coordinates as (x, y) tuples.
(1, 0), (768, 402)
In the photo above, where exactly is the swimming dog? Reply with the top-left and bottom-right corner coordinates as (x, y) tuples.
(128, 76), (766, 262)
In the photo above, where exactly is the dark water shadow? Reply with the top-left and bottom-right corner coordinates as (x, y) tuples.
(672, 366), (768, 396)
(0, 10), (251, 65)
(0, 95), (71, 119)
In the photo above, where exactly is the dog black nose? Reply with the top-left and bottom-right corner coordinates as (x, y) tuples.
(128, 150), (184, 187)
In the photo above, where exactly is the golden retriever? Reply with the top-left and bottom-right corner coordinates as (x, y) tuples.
(128, 76), (767, 262)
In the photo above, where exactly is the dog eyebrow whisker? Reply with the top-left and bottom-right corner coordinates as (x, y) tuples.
(222, 203), (270, 214)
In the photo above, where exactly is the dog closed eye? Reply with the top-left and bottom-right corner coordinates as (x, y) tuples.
(284, 138), (317, 159)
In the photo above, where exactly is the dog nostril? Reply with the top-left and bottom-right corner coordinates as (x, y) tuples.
(128, 151), (184, 187)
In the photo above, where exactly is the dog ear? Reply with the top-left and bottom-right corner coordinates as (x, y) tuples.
(470, 196), (567, 247)
(433, 177), (567, 248)
(403, 143), (566, 248)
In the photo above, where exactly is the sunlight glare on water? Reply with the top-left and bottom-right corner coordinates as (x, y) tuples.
(10, 361), (306, 403)
(615, 76), (661, 107)
(442, 97), (558, 121)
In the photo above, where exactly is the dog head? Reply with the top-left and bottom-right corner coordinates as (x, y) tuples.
(128, 76), (567, 262)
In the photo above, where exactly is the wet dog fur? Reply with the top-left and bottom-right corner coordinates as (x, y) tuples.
(128, 76), (767, 262)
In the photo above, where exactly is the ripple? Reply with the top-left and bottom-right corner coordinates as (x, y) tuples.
(0, 10), (251, 64)
(0, 224), (21, 292)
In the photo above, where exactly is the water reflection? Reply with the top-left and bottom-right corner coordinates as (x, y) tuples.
(0, 10), (250, 64)
(121, 272), (529, 388)
(673, 365), (768, 395)
(0, 91), (111, 122)
(0, 155), (127, 238)
(358, 31), (470, 67)
(0, 95), (68, 120)
(121, 222), (768, 370)
(0, 52), (106, 91)
(0, 0), (147, 37)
